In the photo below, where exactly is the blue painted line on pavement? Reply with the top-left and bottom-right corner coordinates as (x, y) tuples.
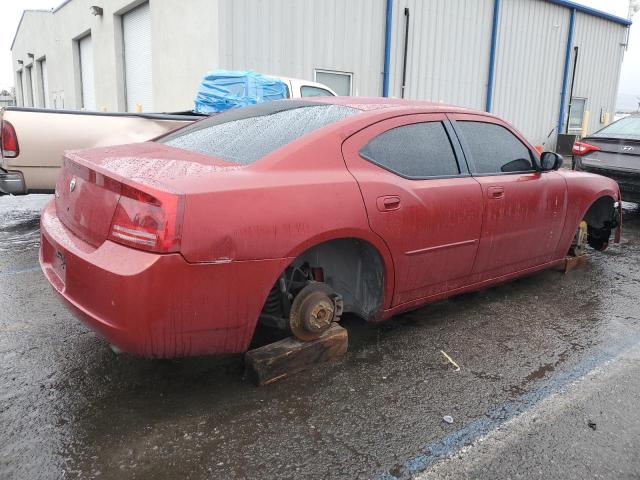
(377, 332), (640, 479)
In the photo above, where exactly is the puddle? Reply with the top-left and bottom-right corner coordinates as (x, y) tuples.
(0, 195), (51, 251)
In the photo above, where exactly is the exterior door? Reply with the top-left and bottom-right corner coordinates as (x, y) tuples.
(342, 114), (483, 306)
(449, 114), (568, 276)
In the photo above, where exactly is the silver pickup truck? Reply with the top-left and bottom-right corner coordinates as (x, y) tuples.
(0, 76), (336, 195)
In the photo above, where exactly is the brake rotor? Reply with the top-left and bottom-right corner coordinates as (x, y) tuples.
(289, 283), (342, 341)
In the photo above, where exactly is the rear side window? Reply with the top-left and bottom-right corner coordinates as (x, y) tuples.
(301, 86), (334, 97)
(456, 121), (533, 174)
(159, 104), (357, 164)
(359, 122), (460, 178)
(594, 116), (640, 140)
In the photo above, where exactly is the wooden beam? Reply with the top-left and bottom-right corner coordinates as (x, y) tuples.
(555, 254), (588, 274)
(244, 324), (348, 386)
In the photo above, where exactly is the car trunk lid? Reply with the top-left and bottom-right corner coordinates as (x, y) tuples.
(55, 142), (240, 248)
(581, 136), (640, 173)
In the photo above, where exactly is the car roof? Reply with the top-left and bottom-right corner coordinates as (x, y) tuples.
(305, 96), (494, 117)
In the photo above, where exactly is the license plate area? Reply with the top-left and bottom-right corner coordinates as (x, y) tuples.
(52, 250), (66, 284)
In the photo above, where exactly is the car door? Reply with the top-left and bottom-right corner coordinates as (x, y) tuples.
(449, 114), (568, 276)
(342, 114), (483, 306)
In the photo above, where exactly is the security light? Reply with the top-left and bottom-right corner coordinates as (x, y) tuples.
(90, 6), (103, 16)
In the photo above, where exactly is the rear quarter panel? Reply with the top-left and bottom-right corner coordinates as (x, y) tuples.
(177, 126), (395, 309)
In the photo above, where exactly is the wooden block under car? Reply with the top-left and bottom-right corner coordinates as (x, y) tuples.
(555, 254), (588, 273)
(244, 323), (348, 386)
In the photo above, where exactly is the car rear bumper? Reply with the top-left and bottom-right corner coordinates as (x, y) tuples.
(0, 168), (26, 195)
(39, 200), (289, 357)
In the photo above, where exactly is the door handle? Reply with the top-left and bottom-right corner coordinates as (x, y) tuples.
(377, 195), (401, 211)
(488, 186), (505, 199)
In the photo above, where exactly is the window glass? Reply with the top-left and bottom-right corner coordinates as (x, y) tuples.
(159, 104), (358, 165)
(594, 116), (640, 140)
(301, 86), (334, 97)
(568, 98), (586, 132)
(315, 70), (351, 96)
(457, 121), (533, 174)
(359, 122), (460, 178)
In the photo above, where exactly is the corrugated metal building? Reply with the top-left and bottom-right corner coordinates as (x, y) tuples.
(11, 0), (631, 146)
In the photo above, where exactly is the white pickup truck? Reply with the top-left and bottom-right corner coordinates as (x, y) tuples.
(0, 76), (335, 195)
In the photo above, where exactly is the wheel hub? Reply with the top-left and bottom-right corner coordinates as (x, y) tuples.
(289, 283), (342, 341)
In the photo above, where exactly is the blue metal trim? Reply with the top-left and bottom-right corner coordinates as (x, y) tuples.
(485, 0), (501, 112)
(557, 8), (576, 133)
(382, 0), (393, 97)
(544, 0), (631, 26)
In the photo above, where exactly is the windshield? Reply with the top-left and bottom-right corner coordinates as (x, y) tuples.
(593, 116), (640, 140)
(159, 103), (358, 164)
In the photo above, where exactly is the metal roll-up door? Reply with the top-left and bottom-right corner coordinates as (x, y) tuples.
(123, 2), (152, 112)
(41, 59), (50, 108)
(79, 35), (96, 110)
(30, 65), (38, 107)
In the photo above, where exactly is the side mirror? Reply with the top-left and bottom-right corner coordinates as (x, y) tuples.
(540, 151), (563, 171)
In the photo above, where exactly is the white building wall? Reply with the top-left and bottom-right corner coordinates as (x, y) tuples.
(492, 0), (570, 147)
(388, 0), (494, 110)
(216, 0), (386, 97)
(10, 0), (629, 144)
(571, 11), (628, 136)
(11, 0), (218, 112)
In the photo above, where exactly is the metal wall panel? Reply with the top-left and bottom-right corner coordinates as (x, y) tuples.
(571, 12), (627, 135)
(492, 0), (569, 147)
(216, 0), (386, 96)
(388, 0), (494, 110)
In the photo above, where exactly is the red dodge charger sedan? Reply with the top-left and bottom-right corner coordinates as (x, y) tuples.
(40, 98), (621, 357)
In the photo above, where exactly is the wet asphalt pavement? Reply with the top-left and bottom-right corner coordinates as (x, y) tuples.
(1, 194), (640, 479)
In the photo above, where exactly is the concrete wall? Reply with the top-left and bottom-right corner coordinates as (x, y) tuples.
(11, 0), (629, 145)
(11, 0), (218, 112)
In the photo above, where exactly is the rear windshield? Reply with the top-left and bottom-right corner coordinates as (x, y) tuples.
(159, 103), (358, 164)
(593, 116), (640, 140)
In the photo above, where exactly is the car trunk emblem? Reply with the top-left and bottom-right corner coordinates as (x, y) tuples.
(623, 146), (634, 152)
(69, 177), (77, 192)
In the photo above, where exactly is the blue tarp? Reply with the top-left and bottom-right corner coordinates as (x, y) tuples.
(194, 70), (288, 114)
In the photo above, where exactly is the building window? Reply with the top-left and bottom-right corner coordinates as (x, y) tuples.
(567, 97), (587, 133)
(314, 69), (352, 96)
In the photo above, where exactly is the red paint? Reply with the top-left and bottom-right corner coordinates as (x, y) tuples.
(39, 98), (621, 357)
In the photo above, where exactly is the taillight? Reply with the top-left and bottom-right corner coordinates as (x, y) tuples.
(572, 141), (601, 156)
(1, 120), (19, 158)
(108, 183), (184, 253)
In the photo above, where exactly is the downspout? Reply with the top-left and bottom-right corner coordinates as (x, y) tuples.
(485, 0), (501, 112)
(382, 0), (393, 97)
(565, 46), (579, 134)
(401, 8), (410, 98)
(557, 8), (576, 133)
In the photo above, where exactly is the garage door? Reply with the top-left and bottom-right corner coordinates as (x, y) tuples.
(41, 59), (50, 108)
(79, 35), (96, 110)
(123, 2), (152, 112)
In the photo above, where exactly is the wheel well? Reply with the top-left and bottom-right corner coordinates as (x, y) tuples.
(583, 196), (616, 230)
(582, 196), (618, 251)
(267, 238), (385, 322)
